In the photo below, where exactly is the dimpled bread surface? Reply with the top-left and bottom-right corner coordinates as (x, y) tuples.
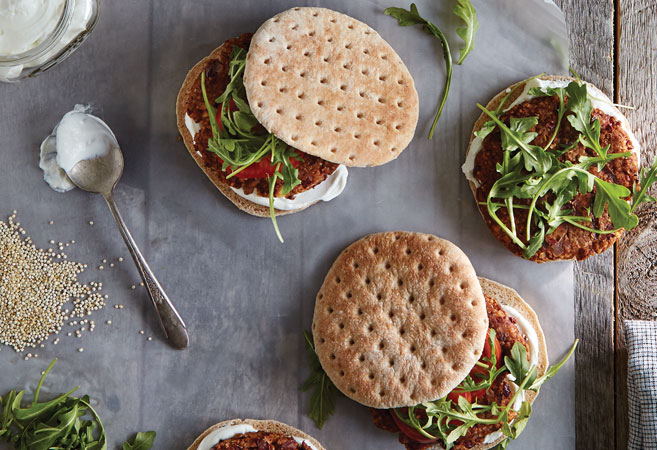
(244, 7), (419, 167)
(312, 232), (488, 409)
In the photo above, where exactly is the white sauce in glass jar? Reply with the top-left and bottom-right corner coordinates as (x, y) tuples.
(0, 0), (96, 81)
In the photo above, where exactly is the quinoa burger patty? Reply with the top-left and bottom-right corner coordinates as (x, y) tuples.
(464, 75), (640, 262)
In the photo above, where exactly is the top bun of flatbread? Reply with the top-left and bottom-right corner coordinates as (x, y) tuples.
(186, 418), (325, 450)
(312, 231), (488, 409)
(244, 7), (419, 167)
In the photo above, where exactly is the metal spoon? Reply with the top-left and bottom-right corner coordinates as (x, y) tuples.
(66, 144), (189, 349)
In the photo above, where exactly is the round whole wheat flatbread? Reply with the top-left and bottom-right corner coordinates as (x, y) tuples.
(465, 74), (640, 262)
(186, 418), (325, 450)
(176, 36), (309, 218)
(312, 231), (488, 409)
(423, 277), (549, 450)
(244, 7), (419, 167)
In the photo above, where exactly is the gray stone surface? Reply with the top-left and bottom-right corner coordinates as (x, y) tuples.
(0, 1), (574, 449)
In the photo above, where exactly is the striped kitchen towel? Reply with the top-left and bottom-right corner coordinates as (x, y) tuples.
(625, 320), (657, 450)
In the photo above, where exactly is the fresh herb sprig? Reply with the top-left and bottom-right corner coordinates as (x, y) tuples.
(201, 47), (301, 242)
(0, 360), (155, 450)
(385, 1), (478, 139)
(393, 340), (578, 449)
(301, 331), (341, 429)
(478, 79), (657, 258)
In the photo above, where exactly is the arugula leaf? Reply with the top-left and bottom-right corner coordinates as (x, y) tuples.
(592, 177), (638, 230)
(452, 0), (479, 64)
(385, 3), (452, 139)
(565, 82), (611, 164)
(632, 159), (657, 212)
(301, 331), (340, 429)
(123, 431), (156, 450)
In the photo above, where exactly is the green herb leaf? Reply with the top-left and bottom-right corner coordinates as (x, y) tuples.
(301, 331), (340, 429)
(631, 159), (657, 212)
(385, 3), (453, 139)
(452, 0), (479, 64)
(123, 431), (157, 450)
(592, 177), (638, 230)
(565, 82), (611, 164)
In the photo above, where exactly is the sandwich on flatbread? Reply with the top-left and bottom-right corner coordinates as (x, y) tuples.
(177, 7), (419, 241)
(308, 231), (576, 449)
(462, 75), (657, 262)
(186, 418), (325, 450)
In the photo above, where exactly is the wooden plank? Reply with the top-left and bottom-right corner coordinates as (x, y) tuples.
(616, 1), (657, 448)
(554, 1), (617, 449)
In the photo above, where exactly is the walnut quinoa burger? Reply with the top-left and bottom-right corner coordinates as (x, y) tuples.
(462, 74), (657, 262)
(177, 7), (419, 241)
(303, 231), (576, 449)
(186, 418), (325, 450)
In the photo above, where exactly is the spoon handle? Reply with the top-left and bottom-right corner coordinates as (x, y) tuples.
(103, 192), (189, 349)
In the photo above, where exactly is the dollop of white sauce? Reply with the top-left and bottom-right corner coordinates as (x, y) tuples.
(184, 113), (201, 144)
(0, 0), (94, 81)
(462, 77), (641, 187)
(196, 423), (318, 450)
(39, 133), (75, 192)
(231, 164), (348, 211)
(40, 105), (118, 192)
(482, 305), (540, 445)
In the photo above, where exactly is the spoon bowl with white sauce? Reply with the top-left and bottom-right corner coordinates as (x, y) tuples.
(50, 106), (190, 350)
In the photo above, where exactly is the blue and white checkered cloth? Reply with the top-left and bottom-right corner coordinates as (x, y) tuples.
(625, 320), (657, 450)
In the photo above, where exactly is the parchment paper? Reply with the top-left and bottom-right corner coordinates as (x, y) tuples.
(0, 1), (573, 449)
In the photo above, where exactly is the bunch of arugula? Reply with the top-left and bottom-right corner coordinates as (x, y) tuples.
(392, 333), (578, 449)
(477, 79), (657, 259)
(385, 1), (479, 139)
(0, 360), (155, 450)
(201, 46), (302, 243)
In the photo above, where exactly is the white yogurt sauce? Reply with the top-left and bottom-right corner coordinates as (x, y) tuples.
(482, 305), (540, 445)
(40, 105), (118, 192)
(196, 423), (318, 450)
(184, 113), (201, 144)
(462, 77), (641, 187)
(0, 0), (94, 81)
(231, 165), (348, 210)
(184, 114), (349, 210)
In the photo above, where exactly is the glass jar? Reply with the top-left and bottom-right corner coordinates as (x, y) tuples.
(0, 0), (100, 82)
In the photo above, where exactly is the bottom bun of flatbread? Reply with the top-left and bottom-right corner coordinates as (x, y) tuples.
(186, 418), (326, 450)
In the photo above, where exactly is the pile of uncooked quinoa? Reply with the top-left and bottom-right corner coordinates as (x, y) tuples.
(0, 212), (106, 352)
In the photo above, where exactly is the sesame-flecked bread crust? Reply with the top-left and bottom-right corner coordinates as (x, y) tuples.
(425, 277), (549, 450)
(465, 75), (637, 261)
(186, 418), (325, 450)
(312, 232), (488, 409)
(244, 7), (419, 167)
(176, 37), (309, 218)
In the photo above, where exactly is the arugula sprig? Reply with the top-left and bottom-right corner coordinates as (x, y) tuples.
(478, 79), (655, 258)
(385, 1), (478, 139)
(301, 331), (341, 429)
(393, 340), (578, 449)
(0, 360), (155, 450)
(201, 46), (302, 243)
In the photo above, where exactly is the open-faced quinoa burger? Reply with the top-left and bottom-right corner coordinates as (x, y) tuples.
(186, 418), (325, 450)
(462, 75), (657, 262)
(177, 7), (419, 241)
(304, 232), (576, 449)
